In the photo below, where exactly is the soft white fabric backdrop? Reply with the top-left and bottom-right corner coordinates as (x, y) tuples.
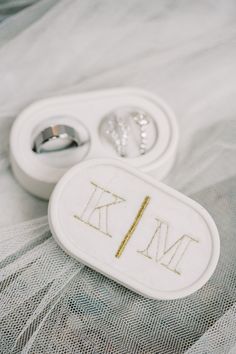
(0, 1), (235, 353)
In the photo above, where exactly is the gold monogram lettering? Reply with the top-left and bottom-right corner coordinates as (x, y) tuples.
(74, 181), (125, 237)
(138, 218), (198, 275)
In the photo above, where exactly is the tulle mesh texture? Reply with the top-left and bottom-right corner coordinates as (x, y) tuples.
(0, 0), (236, 352)
(0, 175), (235, 354)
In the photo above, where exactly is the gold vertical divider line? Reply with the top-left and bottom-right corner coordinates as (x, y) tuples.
(115, 196), (151, 258)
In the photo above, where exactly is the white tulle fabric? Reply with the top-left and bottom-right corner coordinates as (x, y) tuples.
(0, 1), (236, 353)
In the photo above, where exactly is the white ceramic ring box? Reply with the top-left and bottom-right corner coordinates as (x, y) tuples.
(10, 88), (178, 200)
(48, 159), (220, 300)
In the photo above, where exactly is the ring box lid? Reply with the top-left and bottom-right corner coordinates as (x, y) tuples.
(48, 159), (220, 300)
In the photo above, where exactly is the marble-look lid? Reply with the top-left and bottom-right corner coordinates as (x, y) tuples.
(48, 159), (220, 300)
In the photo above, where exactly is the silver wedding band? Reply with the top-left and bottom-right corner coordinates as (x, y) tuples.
(33, 125), (81, 153)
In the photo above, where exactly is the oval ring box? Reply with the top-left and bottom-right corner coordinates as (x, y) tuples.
(10, 88), (178, 199)
(48, 159), (220, 300)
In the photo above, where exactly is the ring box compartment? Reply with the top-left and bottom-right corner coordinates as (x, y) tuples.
(10, 88), (178, 199)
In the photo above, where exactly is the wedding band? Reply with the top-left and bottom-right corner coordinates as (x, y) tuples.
(33, 125), (81, 153)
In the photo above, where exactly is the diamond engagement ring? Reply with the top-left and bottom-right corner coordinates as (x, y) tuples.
(100, 107), (157, 158)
